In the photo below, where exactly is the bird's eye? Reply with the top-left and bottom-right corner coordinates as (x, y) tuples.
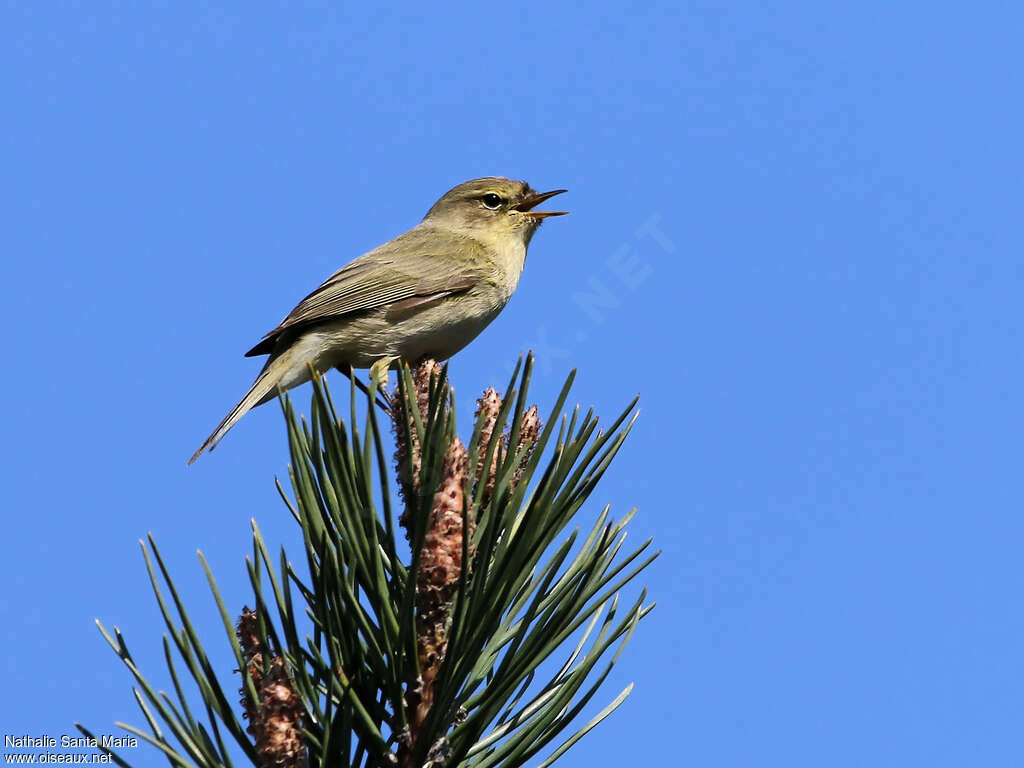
(481, 193), (504, 210)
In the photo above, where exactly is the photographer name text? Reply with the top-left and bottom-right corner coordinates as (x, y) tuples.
(5, 735), (138, 749)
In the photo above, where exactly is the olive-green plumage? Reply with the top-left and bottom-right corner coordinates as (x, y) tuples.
(189, 177), (567, 463)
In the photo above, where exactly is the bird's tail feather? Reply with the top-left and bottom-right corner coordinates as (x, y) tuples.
(188, 351), (297, 464)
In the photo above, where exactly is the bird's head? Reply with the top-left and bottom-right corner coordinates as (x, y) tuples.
(423, 177), (567, 246)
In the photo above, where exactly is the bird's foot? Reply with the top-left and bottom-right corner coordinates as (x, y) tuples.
(369, 356), (397, 413)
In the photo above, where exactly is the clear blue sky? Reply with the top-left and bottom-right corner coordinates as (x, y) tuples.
(3, 2), (1022, 766)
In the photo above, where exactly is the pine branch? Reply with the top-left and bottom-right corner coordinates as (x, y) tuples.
(82, 355), (657, 768)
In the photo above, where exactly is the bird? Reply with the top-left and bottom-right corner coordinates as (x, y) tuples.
(188, 177), (567, 463)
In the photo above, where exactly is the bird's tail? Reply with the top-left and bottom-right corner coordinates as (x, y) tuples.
(188, 349), (302, 464)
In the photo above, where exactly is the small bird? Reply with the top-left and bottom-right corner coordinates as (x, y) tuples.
(189, 177), (567, 463)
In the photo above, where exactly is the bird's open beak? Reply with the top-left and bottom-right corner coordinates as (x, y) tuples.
(515, 189), (568, 219)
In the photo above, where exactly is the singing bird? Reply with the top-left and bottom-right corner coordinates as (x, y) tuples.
(189, 177), (567, 463)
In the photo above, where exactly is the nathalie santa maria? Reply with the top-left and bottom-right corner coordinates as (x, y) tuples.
(5, 735), (139, 748)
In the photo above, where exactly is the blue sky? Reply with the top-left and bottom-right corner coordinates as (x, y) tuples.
(3, 1), (1022, 766)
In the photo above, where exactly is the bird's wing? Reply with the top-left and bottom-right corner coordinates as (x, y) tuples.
(245, 229), (483, 357)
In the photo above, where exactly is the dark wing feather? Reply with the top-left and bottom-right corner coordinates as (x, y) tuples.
(245, 228), (483, 357)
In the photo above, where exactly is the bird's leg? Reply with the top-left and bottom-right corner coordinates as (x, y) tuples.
(369, 356), (397, 412)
